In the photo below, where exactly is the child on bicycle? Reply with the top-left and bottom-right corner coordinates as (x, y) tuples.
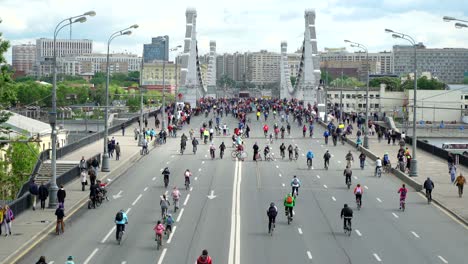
(154, 220), (165, 244)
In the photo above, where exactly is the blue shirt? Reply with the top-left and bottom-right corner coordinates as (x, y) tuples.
(306, 151), (314, 159)
(115, 212), (128, 225)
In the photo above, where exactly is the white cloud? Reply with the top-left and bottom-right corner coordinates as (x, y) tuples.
(1, 0), (467, 63)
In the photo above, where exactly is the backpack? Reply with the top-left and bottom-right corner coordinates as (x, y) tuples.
(115, 212), (123, 222)
(286, 196), (293, 204)
(324, 153), (331, 159)
(268, 206), (278, 217)
(293, 178), (299, 185)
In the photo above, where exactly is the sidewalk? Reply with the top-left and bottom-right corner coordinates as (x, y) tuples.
(0, 123), (145, 264)
(347, 132), (468, 223)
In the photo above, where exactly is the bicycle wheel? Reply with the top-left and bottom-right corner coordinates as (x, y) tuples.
(231, 150), (238, 159)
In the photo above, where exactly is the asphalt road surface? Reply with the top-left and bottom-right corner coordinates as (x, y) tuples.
(20, 112), (468, 264)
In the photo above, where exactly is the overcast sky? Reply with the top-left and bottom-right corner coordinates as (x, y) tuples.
(1, 0), (467, 63)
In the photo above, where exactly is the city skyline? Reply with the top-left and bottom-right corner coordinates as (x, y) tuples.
(1, 0), (467, 64)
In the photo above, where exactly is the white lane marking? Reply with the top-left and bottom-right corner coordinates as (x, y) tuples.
(438, 255), (448, 263)
(307, 251), (313, 259)
(392, 213), (399, 219)
(279, 174), (282, 177)
(373, 253), (382, 262)
(282, 183), (285, 187)
(183, 194), (191, 206)
(166, 161), (170, 164)
(190, 187), (193, 192)
(323, 184), (328, 189)
(292, 210), (295, 216)
(417, 192), (468, 230)
(152, 177), (156, 181)
(202, 161), (205, 164)
(125, 207), (132, 214)
(157, 248), (167, 264)
(132, 194), (142, 206)
(235, 161), (242, 264)
(167, 226), (177, 244)
(316, 140), (319, 143)
(355, 229), (362, 236)
(101, 226), (116, 243)
(302, 153), (305, 157)
(83, 248), (99, 264)
(376, 198), (382, 203)
(332, 196), (336, 201)
(331, 154), (334, 157)
(364, 185), (368, 189)
(49, 262), (54, 264)
(198, 168), (202, 172)
(276, 165), (279, 169)
(337, 160), (341, 164)
(298, 228), (303, 234)
(411, 231), (420, 238)
(316, 175), (320, 179)
(229, 160), (242, 264)
(353, 176), (357, 180)
(171, 155), (175, 158)
(144, 187), (148, 192)
(176, 208), (185, 222)
(122, 262), (127, 264)
(205, 154), (208, 158)
(195, 177), (198, 181)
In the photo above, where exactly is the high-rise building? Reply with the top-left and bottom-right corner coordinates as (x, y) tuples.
(35, 38), (93, 77)
(58, 53), (141, 76)
(393, 44), (468, 84)
(143, 36), (169, 63)
(319, 48), (393, 74)
(215, 52), (249, 82)
(12, 44), (36, 77)
(247, 50), (281, 86)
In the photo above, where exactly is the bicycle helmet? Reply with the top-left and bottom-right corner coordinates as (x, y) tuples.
(344, 204), (348, 208)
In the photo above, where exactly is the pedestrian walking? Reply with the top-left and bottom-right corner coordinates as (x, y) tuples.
(57, 185), (66, 208)
(79, 156), (87, 172)
(455, 173), (466, 198)
(91, 157), (100, 177)
(134, 127), (139, 140)
(144, 117), (148, 128)
(55, 204), (65, 235)
(3, 205), (14, 236)
(89, 168), (97, 186)
(121, 123), (125, 136)
(155, 117), (160, 128)
(108, 139), (113, 158)
(80, 169), (87, 191)
(115, 142), (121, 160)
(29, 179), (39, 210)
(35, 256), (47, 264)
(38, 182), (49, 210)
(450, 165), (457, 183)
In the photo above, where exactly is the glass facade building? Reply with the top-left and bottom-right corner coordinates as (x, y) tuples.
(143, 36), (169, 63)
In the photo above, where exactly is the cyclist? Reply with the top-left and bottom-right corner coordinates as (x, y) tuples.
(343, 166), (352, 186)
(264, 145), (270, 160)
(219, 142), (226, 159)
(279, 143), (286, 159)
(165, 214), (174, 235)
(291, 175), (301, 197)
(302, 125), (307, 137)
(306, 150), (314, 167)
(197, 249), (213, 264)
(263, 124), (269, 137)
(192, 137), (199, 154)
(160, 194), (170, 219)
(323, 150), (331, 169)
(359, 152), (366, 169)
(383, 152), (390, 169)
(184, 169), (192, 187)
(153, 220), (165, 245)
(354, 184), (363, 207)
(287, 144), (294, 160)
(209, 142), (216, 159)
(172, 186), (181, 210)
(280, 126), (285, 139)
(375, 157), (383, 176)
(423, 177), (434, 202)
(162, 167), (170, 186)
(115, 209), (128, 240)
(340, 204), (353, 230)
(294, 146), (299, 160)
(283, 193), (295, 220)
(398, 184), (408, 210)
(323, 130), (330, 145)
(267, 202), (278, 233)
(345, 151), (354, 167)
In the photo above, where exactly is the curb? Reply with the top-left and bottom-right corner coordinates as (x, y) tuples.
(419, 190), (468, 227)
(4, 147), (145, 264)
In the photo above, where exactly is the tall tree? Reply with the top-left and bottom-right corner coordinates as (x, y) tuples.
(369, 77), (401, 91)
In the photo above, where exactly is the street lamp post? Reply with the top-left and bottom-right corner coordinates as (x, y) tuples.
(345, 40), (370, 149)
(443, 16), (468, 29)
(101, 24), (138, 172)
(385, 28), (418, 177)
(49, 11), (95, 208)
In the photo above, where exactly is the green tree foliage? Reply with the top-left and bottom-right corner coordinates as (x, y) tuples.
(290, 76), (297, 87)
(401, 76), (446, 90)
(217, 75), (236, 89)
(369, 77), (401, 91)
(462, 77), (468, 84)
(330, 76), (364, 87)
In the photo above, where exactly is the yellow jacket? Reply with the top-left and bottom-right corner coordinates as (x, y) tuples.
(0, 208), (4, 223)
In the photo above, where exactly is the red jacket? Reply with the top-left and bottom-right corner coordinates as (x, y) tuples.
(197, 256), (212, 264)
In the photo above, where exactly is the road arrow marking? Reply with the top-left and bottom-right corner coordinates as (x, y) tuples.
(207, 190), (217, 199)
(112, 190), (123, 200)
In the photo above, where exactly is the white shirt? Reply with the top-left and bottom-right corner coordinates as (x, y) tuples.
(376, 159), (382, 167)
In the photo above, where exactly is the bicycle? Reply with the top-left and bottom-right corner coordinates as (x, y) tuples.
(185, 177), (190, 190)
(193, 146), (197, 154)
(116, 224), (126, 245)
(280, 150), (285, 160)
(164, 177), (169, 188)
(324, 159), (329, 170)
(180, 146), (185, 155)
(269, 219), (275, 236)
(140, 147), (149, 155)
(220, 150), (224, 159)
(285, 208), (293, 225)
(346, 177), (352, 190)
(426, 190), (432, 204)
(156, 234), (162, 250)
(383, 163), (392, 173)
(265, 153), (275, 162)
(343, 217), (352, 236)
(400, 199), (406, 212)
(307, 158), (312, 170)
(173, 198), (179, 213)
(356, 196), (362, 210)
(375, 167), (382, 178)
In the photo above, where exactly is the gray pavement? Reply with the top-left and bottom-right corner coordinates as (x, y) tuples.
(14, 113), (468, 264)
